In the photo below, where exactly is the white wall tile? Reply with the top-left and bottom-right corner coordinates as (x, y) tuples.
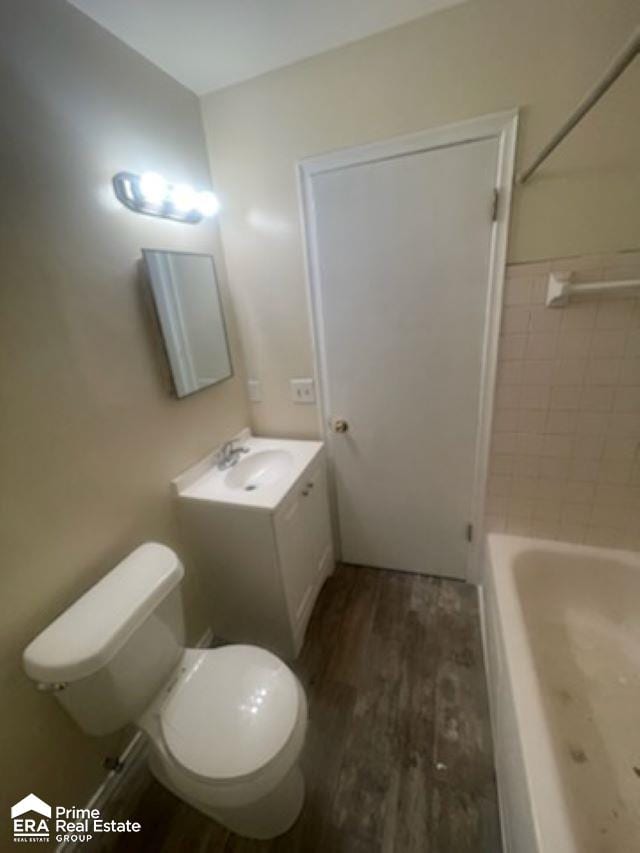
(497, 360), (524, 385)
(502, 306), (530, 334)
(527, 332), (558, 360)
(561, 302), (598, 330)
(552, 360), (587, 385)
(561, 503), (592, 524)
(585, 527), (621, 547)
(517, 409), (547, 433)
(609, 413), (640, 437)
(626, 330), (640, 358)
(620, 359), (640, 385)
(490, 454), (515, 476)
(504, 278), (531, 305)
(573, 434), (605, 459)
(513, 454), (540, 478)
(487, 475), (511, 498)
(576, 412), (609, 436)
(550, 385), (582, 410)
(539, 457), (570, 481)
(486, 250), (640, 552)
(595, 300), (636, 330)
(529, 278), (548, 305)
(485, 514), (506, 533)
(492, 432), (518, 454)
(591, 330), (627, 359)
(495, 384), (522, 409)
(614, 386), (640, 413)
(516, 433), (545, 456)
(493, 409), (519, 433)
(580, 386), (615, 412)
(585, 359), (622, 385)
(569, 457), (599, 482)
(542, 434), (573, 458)
(557, 329), (592, 359)
(532, 500), (562, 521)
(529, 305), (562, 332)
(546, 410), (577, 434)
(522, 360), (554, 385)
(499, 334), (527, 361)
(520, 385), (551, 410)
(602, 436), (638, 460)
(598, 459), (631, 485)
(558, 522), (587, 543)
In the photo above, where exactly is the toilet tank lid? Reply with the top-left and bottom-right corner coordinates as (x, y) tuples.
(23, 543), (184, 684)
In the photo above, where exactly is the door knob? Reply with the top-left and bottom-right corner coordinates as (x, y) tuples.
(331, 418), (349, 434)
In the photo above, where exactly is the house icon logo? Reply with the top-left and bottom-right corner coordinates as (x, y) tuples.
(11, 794), (51, 843)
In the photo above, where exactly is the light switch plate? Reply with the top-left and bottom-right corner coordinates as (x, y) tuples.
(290, 378), (316, 404)
(247, 379), (262, 403)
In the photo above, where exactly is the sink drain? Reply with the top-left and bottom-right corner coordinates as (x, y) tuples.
(244, 484), (258, 491)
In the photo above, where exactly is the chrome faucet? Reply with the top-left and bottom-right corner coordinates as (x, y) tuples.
(216, 440), (249, 470)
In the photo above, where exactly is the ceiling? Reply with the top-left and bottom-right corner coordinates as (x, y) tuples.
(68, 0), (464, 95)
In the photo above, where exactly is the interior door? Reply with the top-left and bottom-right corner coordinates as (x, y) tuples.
(309, 135), (499, 578)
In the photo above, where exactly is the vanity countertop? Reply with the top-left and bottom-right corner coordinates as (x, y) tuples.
(172, 431), (324, 511)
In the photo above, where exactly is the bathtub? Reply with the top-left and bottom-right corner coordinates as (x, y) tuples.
(481, 533), (640, 853)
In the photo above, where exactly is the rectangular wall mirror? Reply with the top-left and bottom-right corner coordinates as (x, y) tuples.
(143, 249), (233, 398)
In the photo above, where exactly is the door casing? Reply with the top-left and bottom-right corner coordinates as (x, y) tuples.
(297, 110), (518, 581)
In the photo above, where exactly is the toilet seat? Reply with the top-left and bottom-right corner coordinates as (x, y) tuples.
(159, 645), (301, 785)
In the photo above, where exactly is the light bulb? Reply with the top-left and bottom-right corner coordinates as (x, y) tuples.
(170, 183), (198, 212)
(139, 171), (168, 205)
(197, 191), (221, 217)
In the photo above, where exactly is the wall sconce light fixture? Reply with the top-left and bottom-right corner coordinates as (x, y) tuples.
(112, 171), (220, 224)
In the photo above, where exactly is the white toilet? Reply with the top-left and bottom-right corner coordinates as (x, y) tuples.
(23, 543), (308, 839)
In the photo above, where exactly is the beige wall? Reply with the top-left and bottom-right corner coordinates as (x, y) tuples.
(201, 0), (640, 438)
(0, 0), (248, 828)
(487, 250), (640, 548)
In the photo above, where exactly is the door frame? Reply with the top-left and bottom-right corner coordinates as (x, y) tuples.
(297, 110), (518, 581)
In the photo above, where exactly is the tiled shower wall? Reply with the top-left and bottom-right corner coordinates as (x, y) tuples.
(486, 250), (640, 550)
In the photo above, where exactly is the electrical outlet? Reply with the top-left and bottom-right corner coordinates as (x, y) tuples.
(247, 379), (262, 403)
(290, 378), (316, 404)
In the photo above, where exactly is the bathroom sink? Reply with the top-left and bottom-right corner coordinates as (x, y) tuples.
(172, 432), (324, 511)
(225, 450), (294, 491)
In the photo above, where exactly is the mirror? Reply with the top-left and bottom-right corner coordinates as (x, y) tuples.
(143, 250), (232, 397)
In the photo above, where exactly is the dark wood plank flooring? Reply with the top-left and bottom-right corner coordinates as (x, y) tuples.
(111, 565), (501, 852)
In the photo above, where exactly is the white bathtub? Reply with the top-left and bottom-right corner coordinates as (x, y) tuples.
(481, 533), (640, 853)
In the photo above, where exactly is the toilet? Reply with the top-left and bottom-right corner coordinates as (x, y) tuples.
(23, 543), (308, 839)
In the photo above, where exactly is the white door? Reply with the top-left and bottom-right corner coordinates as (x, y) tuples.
(303, 120), (513, 579)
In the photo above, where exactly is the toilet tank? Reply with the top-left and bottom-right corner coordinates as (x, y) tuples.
(23, 543), (186, 736)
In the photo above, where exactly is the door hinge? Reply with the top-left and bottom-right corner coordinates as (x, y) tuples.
(491, 188), (499, 222)
(466, 523), (474, 543)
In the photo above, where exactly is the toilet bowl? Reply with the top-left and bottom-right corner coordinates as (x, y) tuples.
(140, 645), (307, 838)
(23, 543), (308, 839)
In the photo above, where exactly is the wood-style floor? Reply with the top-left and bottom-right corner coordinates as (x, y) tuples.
(111, 565), (501, 852)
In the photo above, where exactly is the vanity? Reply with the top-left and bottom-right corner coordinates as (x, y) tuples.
(173, 431), (334, 659)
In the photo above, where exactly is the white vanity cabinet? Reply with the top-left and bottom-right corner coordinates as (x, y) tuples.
(174, 436), (334, 660)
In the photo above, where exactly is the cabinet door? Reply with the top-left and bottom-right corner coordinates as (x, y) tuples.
(300, 459), (333, 584)
(274, 481), (317, 626)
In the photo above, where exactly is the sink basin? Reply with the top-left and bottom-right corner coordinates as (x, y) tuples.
(225, 449), (294, 491)
(173, 433), (324, 510)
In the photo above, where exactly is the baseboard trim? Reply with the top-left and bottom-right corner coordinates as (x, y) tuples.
(56, 627), (214, 853)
